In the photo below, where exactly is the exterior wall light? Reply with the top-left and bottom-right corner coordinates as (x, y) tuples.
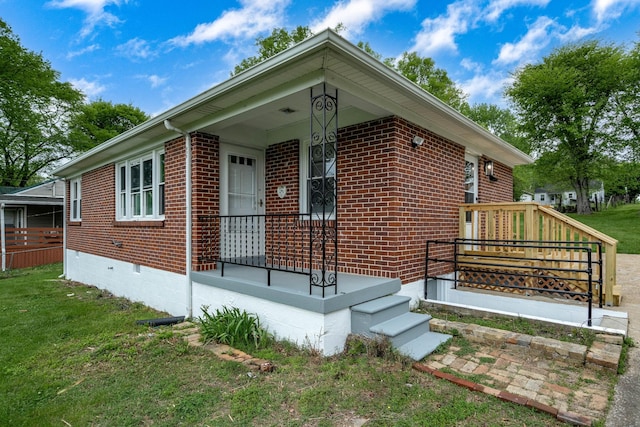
(412, 135), (424, 148)
(485, 160), (498, 181)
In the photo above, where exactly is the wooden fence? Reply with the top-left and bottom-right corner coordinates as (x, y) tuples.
(2, 227), (63, 270)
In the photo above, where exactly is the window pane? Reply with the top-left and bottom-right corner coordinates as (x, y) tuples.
(120, 194), (126, 217)
(309, 177), (335, 215)
(145, 190), (153, 215)
(120, 166), (126, 191)
(132, 193), (141, 216)
(159, 184), (165, 215)
(159, 154), (165, 182)
(143, 159), (153, 188)
(131, 163), (140, 191)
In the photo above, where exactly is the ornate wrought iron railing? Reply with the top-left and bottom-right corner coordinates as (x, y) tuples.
(197, 214), (337, 296)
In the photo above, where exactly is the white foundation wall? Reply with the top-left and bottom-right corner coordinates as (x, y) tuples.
(64, 250), (352, 356)
(191, 282), (352, 356)
(64, 250), (186, 316)
(428, 275), (627, 333)
(395, 279), (423, 310)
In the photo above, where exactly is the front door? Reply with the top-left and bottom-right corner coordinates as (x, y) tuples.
(219, 144), (265, 260)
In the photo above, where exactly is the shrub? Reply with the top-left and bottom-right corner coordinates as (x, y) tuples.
(199, 305), (272, 349)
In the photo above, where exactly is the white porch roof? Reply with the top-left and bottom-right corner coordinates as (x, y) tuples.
(54, 29), (532, 178)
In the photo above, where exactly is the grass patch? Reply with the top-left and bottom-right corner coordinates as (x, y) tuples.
(0, 263), (567, 426)
(568, 203), (640, 254)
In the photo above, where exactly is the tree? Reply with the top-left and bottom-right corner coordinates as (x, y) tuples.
(506, 40), (629, 214)
(233, 26), (469, 113)
(0, 19), (84, 187)
(68, 99), (149, 150)
(395, 52), (468, 111)
(614, 39), (640, 161)
(232, 26), (314, 75)
(602, 160), (640, 203)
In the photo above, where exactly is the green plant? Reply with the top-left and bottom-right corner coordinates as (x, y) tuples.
(198, 305), (272, 349)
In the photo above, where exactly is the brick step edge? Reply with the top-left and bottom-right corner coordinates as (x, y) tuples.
(412, 363), (593, 426)
(172, 322), (275, 373)
(429, 318), (622, 370)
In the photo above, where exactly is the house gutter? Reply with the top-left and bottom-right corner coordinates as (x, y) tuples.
(163, 120), (193, 319)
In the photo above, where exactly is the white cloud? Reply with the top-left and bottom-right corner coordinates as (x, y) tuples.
(460, 57), (483, 72)
(47, 0), (126, 38)
(460, 71), (512, 105)
(592, 0), (640, 22)
(116, 38), (156, 60)
(558, 24), (600, 43)
(68, 77), (106, 99)
(136, 74), (167, 88)
(169, 0), (290, 47)
(483, 0), (550, 22)
(493, 16), (556, 66)
(66, 43), (100, 59)
(148, 75), (166, 88)
(410, 0), (479, 56)
(310, 0), (416, 38)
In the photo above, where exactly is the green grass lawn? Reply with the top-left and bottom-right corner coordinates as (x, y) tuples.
(568, 203), (640, 254)
(0, 263), (565, 426)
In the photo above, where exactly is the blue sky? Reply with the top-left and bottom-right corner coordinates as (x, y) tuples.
(2, 0), (639, 116)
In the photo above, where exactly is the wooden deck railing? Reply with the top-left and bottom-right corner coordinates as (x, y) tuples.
(459, 202), (618, 305)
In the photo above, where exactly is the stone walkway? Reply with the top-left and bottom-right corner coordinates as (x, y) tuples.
(412, 254), (640, 427)
(413, 319), (623, 426)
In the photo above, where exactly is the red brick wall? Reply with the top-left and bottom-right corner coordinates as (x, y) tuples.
(68, 118), (514, 284)
(338, 116), (466, 282)
(191, 133), (219, 271)
(66, 133), (220, 275)
(265, 139), (299, 214)
(477, 156), (514, 203)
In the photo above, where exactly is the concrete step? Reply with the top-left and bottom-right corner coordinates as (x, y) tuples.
(351, 295), (411, 336)
(369, 312), (432, 348)
(397, 331), (452, 361)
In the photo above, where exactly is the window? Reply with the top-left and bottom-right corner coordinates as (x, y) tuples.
(116, 150), (165, 220)
(301, 141), (336, 217)
(70, 178), (81, 221)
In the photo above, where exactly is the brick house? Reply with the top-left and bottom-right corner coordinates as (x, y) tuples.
(54, 30), (531, 357)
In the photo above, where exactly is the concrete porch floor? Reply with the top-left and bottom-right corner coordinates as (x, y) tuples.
(191, 264), (402, 314)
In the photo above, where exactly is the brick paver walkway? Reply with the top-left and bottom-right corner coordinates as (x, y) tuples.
(413, 320), (622, 426)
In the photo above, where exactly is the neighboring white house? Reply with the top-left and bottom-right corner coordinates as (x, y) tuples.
(534, 181), (605, 210)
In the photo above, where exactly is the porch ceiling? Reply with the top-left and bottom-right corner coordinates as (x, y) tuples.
(54, 29), (531, 178)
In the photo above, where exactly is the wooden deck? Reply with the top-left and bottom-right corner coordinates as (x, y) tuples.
(2, 227), (63, 270)
(460, 202), (619, 306)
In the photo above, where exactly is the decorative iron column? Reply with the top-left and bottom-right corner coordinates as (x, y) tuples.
(309, 83), (338, 296)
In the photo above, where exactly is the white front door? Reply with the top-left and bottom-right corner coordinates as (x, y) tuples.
(464, 154), (478, 242)
(219, 144), (265, 259)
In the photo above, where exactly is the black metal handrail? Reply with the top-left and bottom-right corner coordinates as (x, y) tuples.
(198, 213), (337, 296)
(425, 239), (603, 326)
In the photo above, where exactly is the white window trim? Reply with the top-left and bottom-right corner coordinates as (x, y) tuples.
(70, 177), (82, 221)
(299, 140), (336, 220)
(115, 149), (165, 221)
